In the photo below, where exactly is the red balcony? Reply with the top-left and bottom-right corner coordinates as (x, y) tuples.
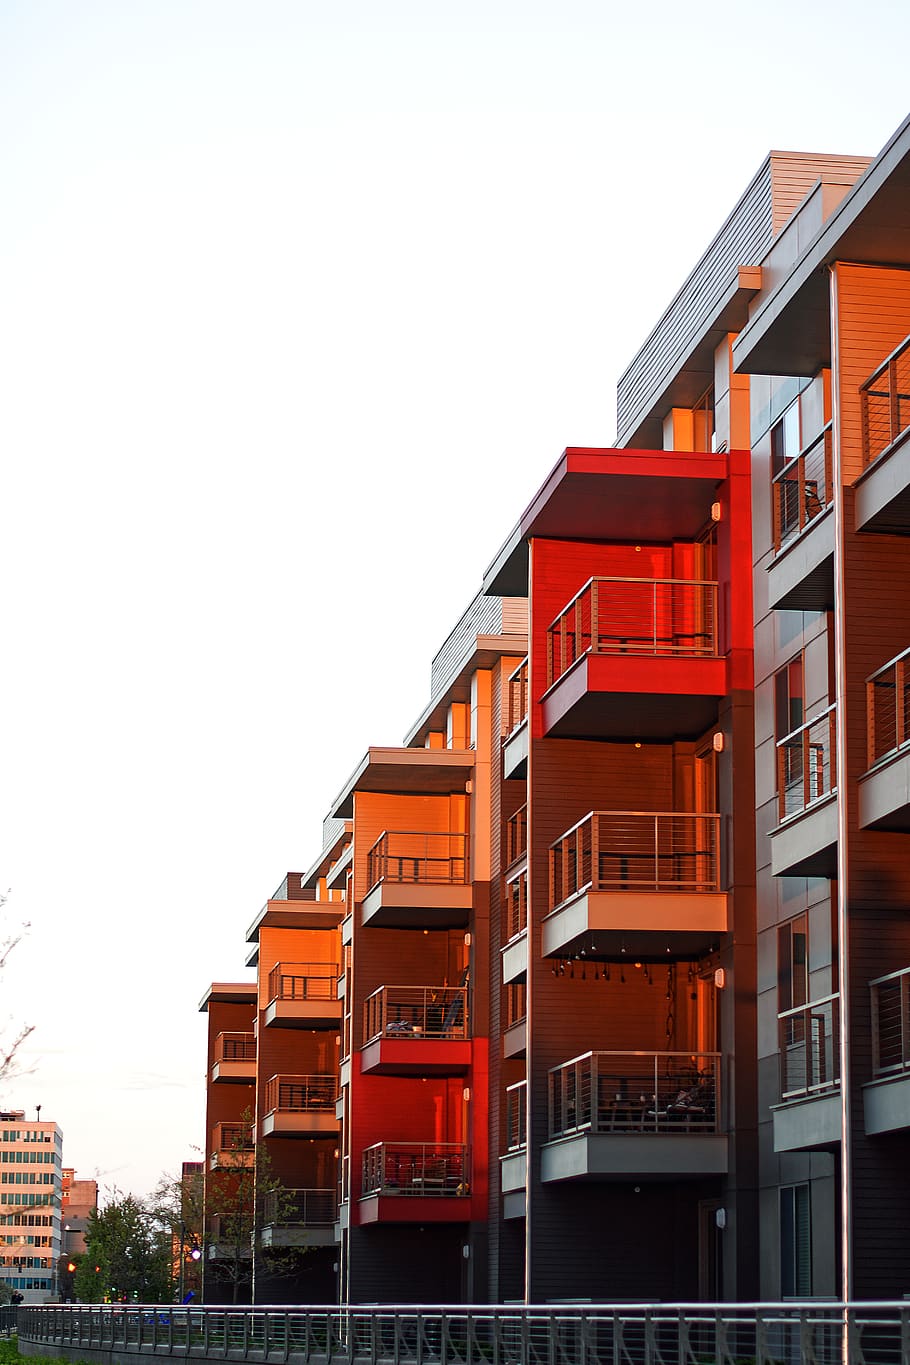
(360, 985), (471, 1075)
(263, 962), (342, 1029)
(858, 647), (910, 831)
(857, 334), (910, 534)
(358, 1142), (471, 1223)
(362, 831), (472, 928)
(260, 1074), (338, 1138)
(211, 1032), (256, 1084)
(543, 811), (727, 960)
(542, 1050), (726, 1181)
(542, 577), (726, 740)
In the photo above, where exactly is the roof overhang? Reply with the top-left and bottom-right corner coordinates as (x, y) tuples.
(482, 446), (728, 598)
(329, 746), (475, 819)
(302, 820), (353, 889)
(734, 115), (910, 376)
(245, 897), (345, 944)
(198, 981), (256, 1013)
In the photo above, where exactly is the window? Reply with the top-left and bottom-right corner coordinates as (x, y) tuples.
(775, 655), (805, 811)
(780, 1183), (811, 1296)
(771, 400), (801, 477)
(778, 914), (809, 1015)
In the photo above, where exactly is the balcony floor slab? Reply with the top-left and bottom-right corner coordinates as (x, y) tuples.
(542, 889), (728, 961)
(541, 1132), (728, 1182)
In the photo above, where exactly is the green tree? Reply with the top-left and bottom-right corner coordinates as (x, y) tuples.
(74, 1192), (173, 1303)
(204, 1114), (302, 1303)
(148, 1164), (204, 1302)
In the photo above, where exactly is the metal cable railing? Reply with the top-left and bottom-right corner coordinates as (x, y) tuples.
(367, 831), (469, 890)
(778, 994), (840, 1100)
(776, 705), (837, 821)
(871, 966), (910, 1075)
(861, 331), (910, 465)
(547, 576), (718, 686)
(506, 657), (529, 734)
(267, 961), (339, 1003)
(771, 423), (833, 551)
(363, 985), (468, 1043)
(20, 1301), (910, 1365)
(549, 811), (720, 909)
(867, 646), (910, 767)
(548, 1050), (721, 1138)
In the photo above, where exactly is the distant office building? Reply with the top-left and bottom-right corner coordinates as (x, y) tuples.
(198, 111), (910, 1303)
(0, 1109), (63, 1302)
(60, 1168), (98, 1259)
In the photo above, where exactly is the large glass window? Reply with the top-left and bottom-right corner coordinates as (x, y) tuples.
(780, 1183), (811, 1296)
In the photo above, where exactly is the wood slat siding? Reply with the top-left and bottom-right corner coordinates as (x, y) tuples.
(617, 158), (774, 447)
(348, 1224), (464, 1303)
(428, 592), (527, 701)
(617, 154), (869, 449)
(848, 910), (910, 1299)
(768, 153), (871, 234)
(321, 813), (347, 851)
(836, 263), (910, 485)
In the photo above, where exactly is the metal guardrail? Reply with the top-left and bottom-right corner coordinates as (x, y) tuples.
(549, 1051), (721, 1138)
(507, 657), (529, 734)
(861, 331), (910, 465)
(871, 966), (910, 1076)
(778, 994), (840, 1100)
(364, 986), (468, 1043)
(549, 811), (721, 909)
(771, 423), (833, 552)
(547, 576), (718, 686)
(367, 831), (469, 890)
(268, 963), (340, 1004)
(867, 645), (910, 768)
(776, 705), (837, 821)
(361, 1142), (469, 1198)
(19, 1301), (910, 1364)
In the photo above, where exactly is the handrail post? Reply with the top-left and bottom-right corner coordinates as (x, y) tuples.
(591, 578), (599, 655)
(890, 356), (900, 445)
(653, 813), (660, 891)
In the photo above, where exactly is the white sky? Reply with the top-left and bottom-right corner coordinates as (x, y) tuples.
(0, 0), (907, 1203)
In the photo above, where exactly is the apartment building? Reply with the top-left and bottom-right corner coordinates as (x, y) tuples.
(0, 1110), (63, 1302)
(60, 1168), (98, 1259)
(199, 111), (910, 1304)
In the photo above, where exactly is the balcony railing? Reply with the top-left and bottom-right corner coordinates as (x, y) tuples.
(549, 1051), (721, 1138)
(263, 1074), (336, 1115)
(771, 423), (833, 551)
(361, 1142), (469, 1197)
(871, 967), (910, 1076)
(214, 1032), (256, 1063)
(23, 1302), (910, 1365)
(776, 705), (837, 821)
(506, 657), (529, 734)
(549, 811), (720, 910)
(505, 803), (527, 868)
(778, 994), (840, 1100)
(547, 576), (718, 686)
(366, 831), (469, 891)
(861, 333), (910, 466)
(505, 868), (528, 939)
(506, 1080), (527, 1151)
(363, 986), (468, 1043)
(261, 1188), (336, 1228)
(211, 1122), (253, 1156)
(267, 962), (339, 1004)
(867, 646), (910, 767)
